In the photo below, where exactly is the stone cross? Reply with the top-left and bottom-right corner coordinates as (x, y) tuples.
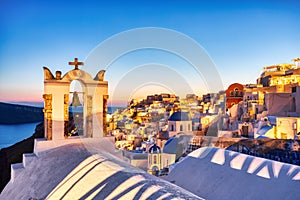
(68, 58), (84, 70)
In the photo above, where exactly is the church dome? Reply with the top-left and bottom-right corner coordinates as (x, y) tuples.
(169, 111), (190, 121)
(149, 144), (161, 153)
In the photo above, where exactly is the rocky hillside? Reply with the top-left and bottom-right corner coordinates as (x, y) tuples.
(0, 102), (43, 124)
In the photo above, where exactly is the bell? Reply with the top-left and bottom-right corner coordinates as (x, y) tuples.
(71, 91), (82, 107)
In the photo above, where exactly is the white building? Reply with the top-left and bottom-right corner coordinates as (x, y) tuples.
(255, 116), (300, 139)
(276, 117), (300, 139)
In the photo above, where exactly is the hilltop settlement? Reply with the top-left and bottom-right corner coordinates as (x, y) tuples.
(108, 58), (300, 175)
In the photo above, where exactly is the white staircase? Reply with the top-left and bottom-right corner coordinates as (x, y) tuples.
(10, 149), (38, 183)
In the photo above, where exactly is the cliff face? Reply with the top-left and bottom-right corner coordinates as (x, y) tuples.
(0, 102), (43, 124)
(0, 122), (44, 193)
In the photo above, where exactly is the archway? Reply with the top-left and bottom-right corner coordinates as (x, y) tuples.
(151, 166), (159, 176)
(68, 80), (85, 137)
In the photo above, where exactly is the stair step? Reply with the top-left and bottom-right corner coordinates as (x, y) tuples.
(11, 163), (24, 183)
(23, 153), (37, 167)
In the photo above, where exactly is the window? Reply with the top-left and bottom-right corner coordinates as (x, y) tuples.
(188, 124), (191, 131)
(170, 124), (175, 131)
(234, 88), (239, 97)
(180, 125), (183, 131)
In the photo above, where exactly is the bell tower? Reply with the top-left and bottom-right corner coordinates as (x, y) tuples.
(43, 58), (108, 140)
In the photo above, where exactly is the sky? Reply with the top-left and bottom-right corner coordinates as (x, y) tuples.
(0, 0), (299, 106)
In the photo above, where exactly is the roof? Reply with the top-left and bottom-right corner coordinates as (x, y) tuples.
(166, 147), (300, 200)
(257, 125), (274, 136)
(163, 137), (179, 154)
(0, 138), (201, 199)
(169, 112), (190, 121)
(267, 116), (277, 125)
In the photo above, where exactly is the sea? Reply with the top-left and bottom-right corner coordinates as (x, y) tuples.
(0, 122), (39, 149)
(0, 103), (124, 149)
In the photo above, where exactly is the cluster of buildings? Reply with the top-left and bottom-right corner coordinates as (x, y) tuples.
(223, 58), (300, 140)
(107, 92), (225, 175)
(108, 91), (225, 147)
(108, 57), (300, 175)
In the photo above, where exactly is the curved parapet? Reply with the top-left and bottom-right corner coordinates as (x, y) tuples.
(43, 67), (54, 80)
(61, 69), (95, 83)
(94, 70), (106, 81)
(166, 147), (300, 200)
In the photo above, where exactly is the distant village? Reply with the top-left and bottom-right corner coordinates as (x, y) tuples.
(107, 57), (300, 175)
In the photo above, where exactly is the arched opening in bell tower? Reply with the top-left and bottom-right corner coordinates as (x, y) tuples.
(68, 80), (85, 137)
